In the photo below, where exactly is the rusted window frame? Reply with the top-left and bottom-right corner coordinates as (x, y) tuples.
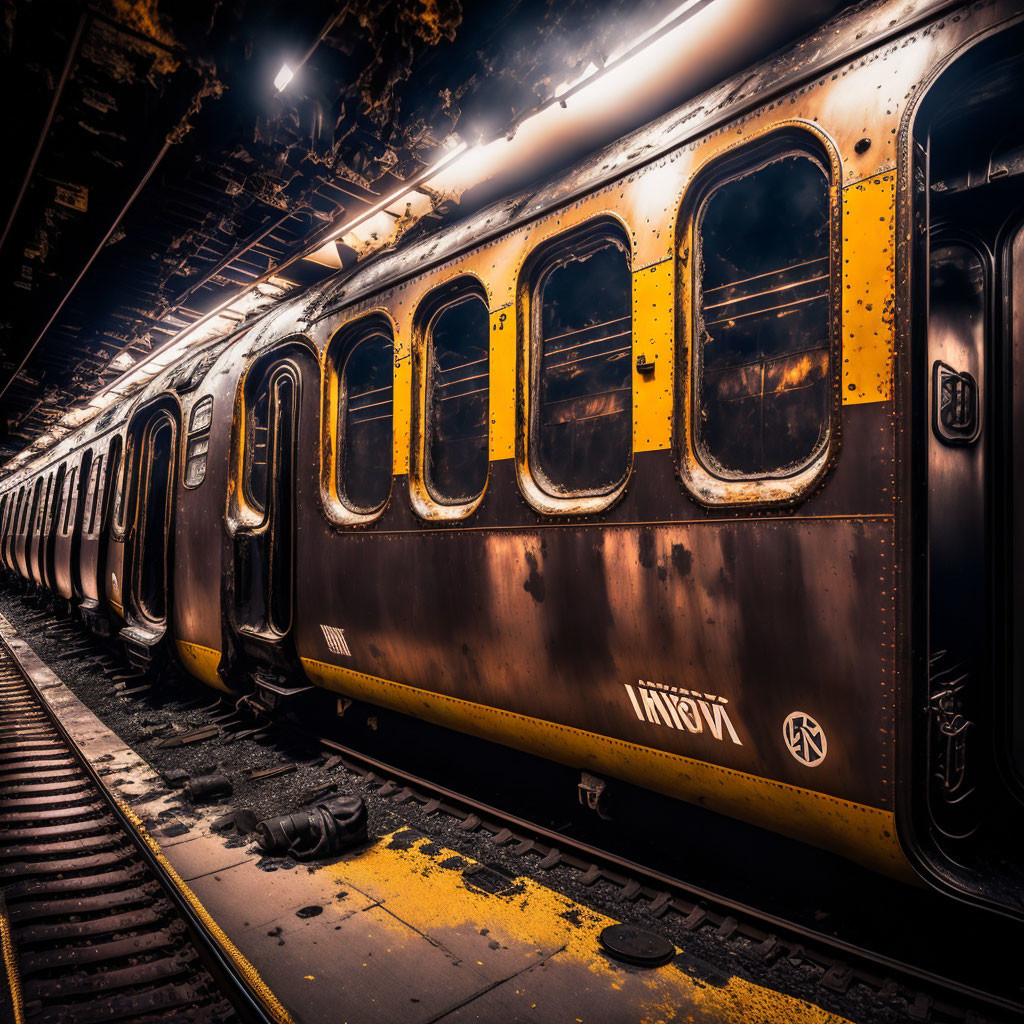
(516, 216), (635, 516)
(322, 313), (396, 526)
(410, 276), (491, 522)
(675, 124), (843, 508)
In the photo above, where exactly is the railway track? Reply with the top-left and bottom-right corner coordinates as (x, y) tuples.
(1, 595), (1021, 1024)
(0, 635), (282, 1024)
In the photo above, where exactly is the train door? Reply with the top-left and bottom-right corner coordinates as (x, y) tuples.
(43, 463), (66, 592)
(68, 448), (93, 598)
(909, 22), (1024, 915)
(12, 485), (28, 581)
(119, 404), (179, 662)
(0, 495), (8, 571)
(229, 349), (310, 690)
(8, 490), (23, 572)
(97, 436), (122, 598)
(21, 478), (43, 582)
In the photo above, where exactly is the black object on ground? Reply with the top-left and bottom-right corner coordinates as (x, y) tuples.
(599, 923), (676, 968)
(256, 795), (367, 861)
(185, 773), (233, 803)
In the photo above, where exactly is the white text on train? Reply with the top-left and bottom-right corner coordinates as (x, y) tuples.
(624, 682), (742, 745)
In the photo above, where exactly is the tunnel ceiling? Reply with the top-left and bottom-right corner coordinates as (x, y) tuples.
(0, 0), (856, 469)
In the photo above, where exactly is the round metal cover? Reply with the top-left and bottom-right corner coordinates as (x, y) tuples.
(599, 923), (675, 967)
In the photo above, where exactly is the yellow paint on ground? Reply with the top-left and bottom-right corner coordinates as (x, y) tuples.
(841, 174), (895, 404)
(325, 828), (852, 1024)
(489, 305), (516, 460)
(301, 658), (910, 879)
(632, 259), (674, 452)
(174, 639), (231, 692)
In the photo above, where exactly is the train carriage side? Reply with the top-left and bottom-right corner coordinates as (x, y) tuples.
(271, 1), (1020, 893)
(275, 26), (921, 878)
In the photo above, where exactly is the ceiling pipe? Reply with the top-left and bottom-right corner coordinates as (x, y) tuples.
(0, 11), (88, 259)
(0, 134), (175, 404)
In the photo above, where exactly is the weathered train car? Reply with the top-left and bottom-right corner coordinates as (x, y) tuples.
(2, 0), (1022, 919)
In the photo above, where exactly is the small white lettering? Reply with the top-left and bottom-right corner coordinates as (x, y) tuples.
(624, 682), (742, 746)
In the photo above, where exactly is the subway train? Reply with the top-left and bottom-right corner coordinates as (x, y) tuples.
(1, 0), (1022, 918)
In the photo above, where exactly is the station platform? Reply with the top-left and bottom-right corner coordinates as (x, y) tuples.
(0, 616), (864, 1024)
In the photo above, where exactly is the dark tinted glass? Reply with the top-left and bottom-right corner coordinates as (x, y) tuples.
(535, 236), (632, 495)
(340, 330), (393, 512)
(62, 470), (76, 533)
(246, 379), (271, 514)
(427, 294), (489, 504)
(696, 152), (830, 477)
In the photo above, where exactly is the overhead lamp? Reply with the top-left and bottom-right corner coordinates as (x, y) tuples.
(273, 63), (294, 92)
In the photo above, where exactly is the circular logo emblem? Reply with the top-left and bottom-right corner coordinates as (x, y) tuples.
(782, 712), (827, 767)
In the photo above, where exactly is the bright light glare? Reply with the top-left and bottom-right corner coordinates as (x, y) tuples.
(274, 63), (294, 91)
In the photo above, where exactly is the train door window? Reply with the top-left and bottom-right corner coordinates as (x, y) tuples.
(245, 381), (271, 514)
(113, 442), (132, 535)
(691, 142), (832, 482)
(101, 437), (122, 533)
(336, 321), (394, 514)
(424, 283), (490, 505)
(185, 396), (213, 488)
(138, 417), (174, 623)
(18, 487), (29, 535)
(27, 479), (43, 562)
(528, 222), (632, 498)
(85, 456), (103, 536)
(62, 468), (77, 534)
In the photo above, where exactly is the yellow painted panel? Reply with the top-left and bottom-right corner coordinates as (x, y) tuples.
(301, 657), (911, 880)
(326, 828), (854, 1024)
(175, 639), (231, 693)
(489, 304), (516, 460)
(632, 259), (674, 452)
(841, 173), (895, 404)
(392, 321), (413, 477)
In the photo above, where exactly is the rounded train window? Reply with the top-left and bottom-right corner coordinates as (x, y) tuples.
(423, 283), (489, 506)
(692, 144), (832, 480)
(528, 222), (633, 498)
(335, 320), (394, 515)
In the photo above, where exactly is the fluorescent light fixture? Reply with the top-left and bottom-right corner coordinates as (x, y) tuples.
(274, 63), (294, 91)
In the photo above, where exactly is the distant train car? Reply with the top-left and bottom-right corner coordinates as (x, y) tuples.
(2, 0), (1022, 919)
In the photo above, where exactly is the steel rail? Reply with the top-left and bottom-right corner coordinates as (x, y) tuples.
(0, 632), (284, 1024)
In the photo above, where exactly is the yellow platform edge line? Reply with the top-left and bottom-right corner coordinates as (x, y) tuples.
(0, 911), (24, 1024)
(116, 800), (295, 1024)
(301, 657), (912, 880)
